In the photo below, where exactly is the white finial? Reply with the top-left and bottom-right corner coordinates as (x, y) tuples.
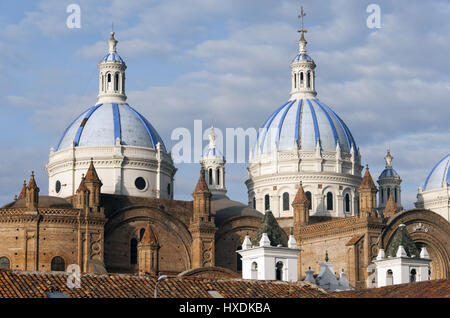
(384, 148), (393, 169)
(420, 247), (430, 259)
(259, 232), (271, 247)
(208, 125), (216, 150)
(108, 31), (118, 53)
(288, 233), (298, 249)
(242, 233), (252, 250)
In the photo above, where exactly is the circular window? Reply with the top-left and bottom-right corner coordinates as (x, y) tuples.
(55, 180), (61, 193)
(135, 177), (146, 190)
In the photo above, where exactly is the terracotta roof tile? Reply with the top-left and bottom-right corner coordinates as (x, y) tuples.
(194, 169), (210, 194)
(84, 159), (102, 184)
(292, 183), (308, 205)
(335, 279), (450, 298)
(18, 180), (27, 199)
(360, 166), (377, 190)
(0, 270), (329, 298)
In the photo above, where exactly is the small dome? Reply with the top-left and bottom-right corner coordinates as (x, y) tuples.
(253, 98), (358, 155)
(291, 53), (313, 62)
(56, 103), (166, 151)
(379, 168), (400, 178)
(101, 52), (124, 63)
(423, 154), (450, 190)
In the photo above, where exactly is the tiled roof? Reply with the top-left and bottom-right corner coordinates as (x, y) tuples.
(0, 270), (330, 298)
(194, 169), (210, 194)
(334, 279), (450, 298)
(360, 166), (377, 189)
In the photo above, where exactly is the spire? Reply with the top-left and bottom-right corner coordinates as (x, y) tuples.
(84, 158), (102, 185)
(360, 165), (377, 190)
(252, 211), (288, 247)
(194, 168), (210, 194)
(386, 222), (420, 258)
(18, 180), (27, 199)
(292, 181), (308, 204)
(140, 224), (158, 246)
(383, 193), (398, 217)
(27, 171), (38, 190)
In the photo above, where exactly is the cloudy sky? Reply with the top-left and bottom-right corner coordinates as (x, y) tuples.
(0, 0), (449, 208)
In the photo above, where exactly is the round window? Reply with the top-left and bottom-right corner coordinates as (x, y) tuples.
(55, 180), (61, 193)
(135, 177), (146, 190)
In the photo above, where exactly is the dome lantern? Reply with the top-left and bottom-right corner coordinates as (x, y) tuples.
(97, 31), (127, 104)
(290, 6), (317, 99)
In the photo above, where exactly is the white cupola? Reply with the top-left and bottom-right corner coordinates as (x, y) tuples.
(200, 125), (227, 196)
(289, 7), (317, 100)
(97, 31), (127, 104)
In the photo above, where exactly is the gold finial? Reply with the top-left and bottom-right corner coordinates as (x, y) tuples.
(297, 6), (307, 38)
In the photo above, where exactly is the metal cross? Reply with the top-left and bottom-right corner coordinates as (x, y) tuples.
(298, 6), (307, 35)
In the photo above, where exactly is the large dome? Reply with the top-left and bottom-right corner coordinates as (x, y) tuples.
(56, 103), (166, 151)
(423, 154), (450, 190)
(253, 98), (358, 155)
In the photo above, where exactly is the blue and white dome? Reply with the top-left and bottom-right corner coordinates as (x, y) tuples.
(56, 103), (166, 151)
(101, 52), (124, 63)
(423, 154), (450, 190)
(379, 168), (400, 178)
(253, 98), (358, 155)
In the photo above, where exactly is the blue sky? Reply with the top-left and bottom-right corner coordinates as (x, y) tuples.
(0, 0), (449, 208)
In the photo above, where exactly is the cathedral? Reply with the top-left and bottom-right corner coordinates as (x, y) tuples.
(0, 14), (449, 290)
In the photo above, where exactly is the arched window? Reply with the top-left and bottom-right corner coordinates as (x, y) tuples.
(107, 73), (112, 90)
(208, 169), (212, 185)
(216, 168), (220, 186)
(264, 194), (270, 211)
(410, 269), (417, 283)
(282, 192), (290, 211)
(306, 72), (311, 88)
(386, 269), (393, 286)
(0, 256), (10, 269)
(394, 188), (398, 203)
(306, 191), (312, 210)
(51, 256), (65, 272)
(236, 246), (242, 272)
(300, 72), (304, 86)
(251, 262), (258, 279)
(114, 73), (119, 91)
(387, 188), (391, 200)
(294, 73), (297, 88)
(276, 261), (284, 280)
(130, 238), (138, 265)
(326, 192), (333, 211)
(381, 189), (384, 203)
(139, 228), (146, 241)
(252, 197), (256, 209)
(102, 75), (105, 92)
(345, 193), (350, 213)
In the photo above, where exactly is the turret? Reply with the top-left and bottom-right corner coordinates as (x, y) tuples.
(358, 165), (378, 218)
(292, 182), (310, 227)
(25, 171), (39, 212)
(377, 149), (402, 212)
(200, 125), (227, 196)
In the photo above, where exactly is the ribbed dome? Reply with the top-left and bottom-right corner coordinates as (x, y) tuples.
(424, 154), (450, 190)
(379, 168), (400, 178)
(56, 103), (166, 151)
(253, 98), (358, 155)
(101, 52), (124, 63)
